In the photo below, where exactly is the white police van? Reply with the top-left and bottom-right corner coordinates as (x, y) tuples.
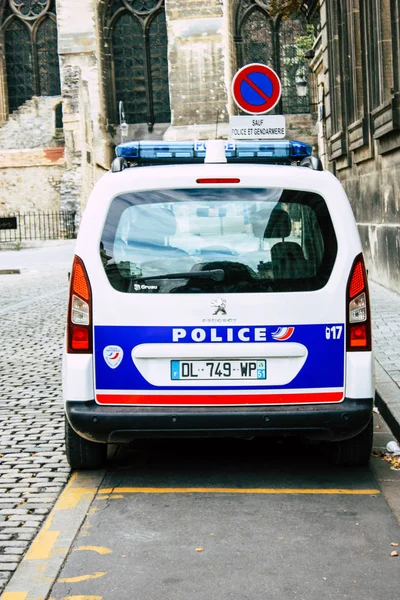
(63, 139), (374, 468)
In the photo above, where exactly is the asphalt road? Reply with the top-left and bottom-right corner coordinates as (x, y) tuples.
(8, 421), (399, 600)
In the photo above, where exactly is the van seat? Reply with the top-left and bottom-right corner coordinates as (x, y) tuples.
(271, 241), (308, 279)
(264, 207), (309, 279)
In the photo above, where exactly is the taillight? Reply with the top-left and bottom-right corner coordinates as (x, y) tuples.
(346, 254), (371, 351)
(67, 255), (92, 353)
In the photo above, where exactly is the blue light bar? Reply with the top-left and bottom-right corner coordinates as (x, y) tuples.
(115, 140), (312, 163)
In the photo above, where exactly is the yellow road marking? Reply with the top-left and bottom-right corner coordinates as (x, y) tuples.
(99, 487), (380, 495)
(56, 488), (98, 510)
(1, 472), (105, 600)
(59, 572), (106, 584)
(96, 494), (124, 501)
(24, 508), (59, 561)
(62, 597), (103, 600)
(25, 473), (97, 561)
(73, 546), (112, 555)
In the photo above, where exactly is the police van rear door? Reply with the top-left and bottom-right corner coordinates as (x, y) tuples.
(91, 170), (350, 407)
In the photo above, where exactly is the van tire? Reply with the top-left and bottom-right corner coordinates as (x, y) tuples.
(330, 418), (373, 466)
(65, 417), (107, 469)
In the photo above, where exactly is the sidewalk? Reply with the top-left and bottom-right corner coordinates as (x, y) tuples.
(370, 281), (400, 442)
(0, 240), (75, 271)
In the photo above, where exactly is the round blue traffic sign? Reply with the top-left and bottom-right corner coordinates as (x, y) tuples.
(232, 63), (282, 114)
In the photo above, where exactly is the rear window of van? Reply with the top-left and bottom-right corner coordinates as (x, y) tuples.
(100, 188), (337, 294)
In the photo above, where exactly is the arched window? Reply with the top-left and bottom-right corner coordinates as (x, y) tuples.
(0, 0), (61, 114)
(104, 0), (171, 131)
(234, 1), (312, 114)
(242, 9), (275, 69)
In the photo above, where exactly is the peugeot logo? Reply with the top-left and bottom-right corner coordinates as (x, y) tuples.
(211, 298), (227, 315)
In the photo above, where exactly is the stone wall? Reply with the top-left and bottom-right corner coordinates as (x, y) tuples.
(308, 4), (327, 167)
(340, 153), (400, 294)
(0, 165), (64, 213)
(0, 97), (63, 149)
(165, 0), (229, 135)
(223, 0), (236, 118)
(312, 0), (400, 294)
(57, 0), (110, 170)
(59, 64), (84, 215)
(57, 0), (111, 217)
(0, 97), (65, 214)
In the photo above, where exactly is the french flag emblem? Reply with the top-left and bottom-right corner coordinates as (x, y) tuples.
(271, 326), (295, 341)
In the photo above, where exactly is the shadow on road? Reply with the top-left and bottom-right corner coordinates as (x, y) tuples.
(104, 436), (375, 490)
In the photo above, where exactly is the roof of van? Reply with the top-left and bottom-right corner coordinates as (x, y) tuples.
(96, 161), (339, 198)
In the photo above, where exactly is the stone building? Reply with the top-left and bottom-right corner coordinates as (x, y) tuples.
(306, 0), (400, 293)
(0, 0), (64, 213)
(0, 0), (317, 217)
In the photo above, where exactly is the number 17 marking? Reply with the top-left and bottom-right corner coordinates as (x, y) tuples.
(326, 325), (343, 340)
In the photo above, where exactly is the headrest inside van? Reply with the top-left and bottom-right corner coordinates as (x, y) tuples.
(264, 208), (292, 239)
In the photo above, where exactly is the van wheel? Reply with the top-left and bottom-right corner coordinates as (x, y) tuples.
(65, 417), (107, 469)
(330, 418), (373, 466)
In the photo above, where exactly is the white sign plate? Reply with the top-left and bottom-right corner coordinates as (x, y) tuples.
(230, 115), (286, 140)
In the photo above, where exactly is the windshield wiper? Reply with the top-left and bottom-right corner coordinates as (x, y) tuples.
(131, 269), (225, 282)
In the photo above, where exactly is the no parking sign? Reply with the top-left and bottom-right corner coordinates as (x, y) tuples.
(230, 63), (285, 139)
(232, 63), (282, 115)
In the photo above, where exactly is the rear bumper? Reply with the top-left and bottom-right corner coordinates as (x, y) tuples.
(65, 397), (374, 444)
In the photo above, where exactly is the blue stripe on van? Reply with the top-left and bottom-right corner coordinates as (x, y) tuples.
(94, 324), (345, 392)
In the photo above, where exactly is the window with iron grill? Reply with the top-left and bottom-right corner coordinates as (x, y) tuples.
(242, 10), (274, 66)
(234, 1), (311, 115)
(0, 0), (61, 114)
(113, 13), (147, 124)
(280, 15), (310, 114)
(105, 0), (171, 129)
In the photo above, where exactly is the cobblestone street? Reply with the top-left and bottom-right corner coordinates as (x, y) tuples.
(0, 251), (72, 593)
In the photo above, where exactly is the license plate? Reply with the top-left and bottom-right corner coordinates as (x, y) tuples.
(171, 360), (266, 381)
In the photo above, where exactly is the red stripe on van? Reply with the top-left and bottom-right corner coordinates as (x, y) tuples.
(96, 392), (343, 405)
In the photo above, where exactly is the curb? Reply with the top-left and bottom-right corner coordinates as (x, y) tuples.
(375, 360), (400, 443)
(1, 471), (105, 600)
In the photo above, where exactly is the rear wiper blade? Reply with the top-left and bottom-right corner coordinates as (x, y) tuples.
(131, 269), (225, 282)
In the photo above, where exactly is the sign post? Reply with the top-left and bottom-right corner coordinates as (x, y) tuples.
(230, 63), (285, 140)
